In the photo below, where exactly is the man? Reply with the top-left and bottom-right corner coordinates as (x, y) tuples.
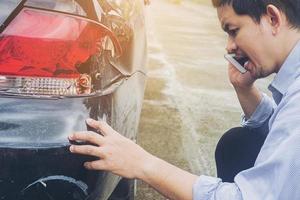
(69, 0), (300, 199)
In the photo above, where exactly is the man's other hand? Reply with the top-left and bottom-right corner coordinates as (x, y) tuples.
(69, 118), (154, 179)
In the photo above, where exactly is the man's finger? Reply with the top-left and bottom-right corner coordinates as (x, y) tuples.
(84, 160), (106, 171)
(86, 118), (115, 136)
(69, 131), (104, 146)
(69, 145), (106, 158)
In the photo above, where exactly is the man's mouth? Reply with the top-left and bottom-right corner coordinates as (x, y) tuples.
(233, 55), (249, 68)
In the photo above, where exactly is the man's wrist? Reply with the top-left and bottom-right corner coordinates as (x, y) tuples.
(136, 153), (160, 181)
(233, 84), (262, 119)
(233, 84), (255, 93)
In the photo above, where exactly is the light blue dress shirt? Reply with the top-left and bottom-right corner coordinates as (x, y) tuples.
(193, 40), (300, 200)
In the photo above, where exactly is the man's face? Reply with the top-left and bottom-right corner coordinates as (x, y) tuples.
(217, 5), (278, 78)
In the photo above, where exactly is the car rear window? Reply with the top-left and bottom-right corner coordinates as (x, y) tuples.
(25, 0), (87, 17)
(0, 0), (22, 26)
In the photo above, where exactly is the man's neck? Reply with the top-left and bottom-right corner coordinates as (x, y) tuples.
(276, 31), (300, 72)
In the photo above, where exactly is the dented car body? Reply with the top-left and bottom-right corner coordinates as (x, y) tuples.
(0, 0), (147, 199)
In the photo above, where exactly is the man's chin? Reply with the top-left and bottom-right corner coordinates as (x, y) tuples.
(248, 69), (263, 80)
(253, 70), (272, 79)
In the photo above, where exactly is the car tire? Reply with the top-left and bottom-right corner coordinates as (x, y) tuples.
(108, 178), (136, 200)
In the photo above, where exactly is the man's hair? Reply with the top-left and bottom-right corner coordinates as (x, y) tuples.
(212, 0), (300, 29)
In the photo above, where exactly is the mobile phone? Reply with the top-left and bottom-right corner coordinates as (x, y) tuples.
(224, 53), (247, 74)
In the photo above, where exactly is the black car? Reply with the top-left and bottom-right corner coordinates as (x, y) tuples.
(0, 0), (147, 199)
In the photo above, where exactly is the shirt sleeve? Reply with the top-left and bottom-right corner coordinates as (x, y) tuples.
(193, 175), (243, 200)
(241, 93), (275, 129)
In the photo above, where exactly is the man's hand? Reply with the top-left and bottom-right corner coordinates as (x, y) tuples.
(69, 118), (198, 200)
(228, 64), (256, 90)
(227, 63), (262, 118)
(69, 118), (153, 179)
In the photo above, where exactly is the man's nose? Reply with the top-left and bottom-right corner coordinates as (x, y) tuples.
(226, 37), (237, 53)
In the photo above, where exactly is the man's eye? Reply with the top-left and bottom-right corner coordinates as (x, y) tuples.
(228, 28), (239, 37)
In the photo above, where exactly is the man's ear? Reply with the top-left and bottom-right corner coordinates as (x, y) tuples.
(266, 5), (283, 35)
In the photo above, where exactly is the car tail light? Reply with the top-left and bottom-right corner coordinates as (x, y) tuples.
(0, 7), (122, 97)
(0, 75), (91, 96)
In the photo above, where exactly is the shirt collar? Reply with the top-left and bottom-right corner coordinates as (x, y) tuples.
(268, 40), (300, 104)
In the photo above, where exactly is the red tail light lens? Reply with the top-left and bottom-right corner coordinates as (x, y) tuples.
(0, 7), (122, 97)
